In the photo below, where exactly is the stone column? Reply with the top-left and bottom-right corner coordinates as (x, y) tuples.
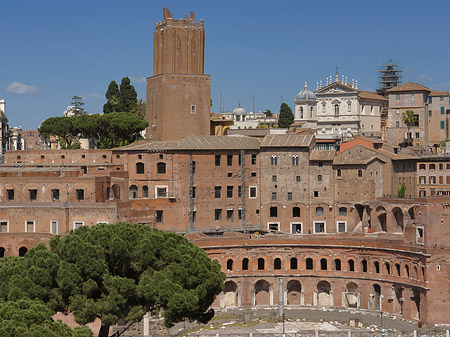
(278, 277), (284, 317)
(284, 289), (288, 306)
(313, 290), (318, 306)
(330, 291), (334, 307)
(220, 292), (225, 308)
(237, 291), (242, 307)
(301, 291), (305, 305)
(269, 289), (274, 306)
(143, 312), (149, 337)
(251, 290), (256, 307)
(357, 293), (361, 309)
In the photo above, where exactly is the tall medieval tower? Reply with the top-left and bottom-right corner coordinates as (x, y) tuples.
(146, 7), (210, 140)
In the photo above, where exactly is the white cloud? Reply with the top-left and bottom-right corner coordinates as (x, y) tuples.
(84, 92), (103, 99)
(130, 76), (147, 83)
(416, 73), (434, 82)
(6, 82), (39, 94)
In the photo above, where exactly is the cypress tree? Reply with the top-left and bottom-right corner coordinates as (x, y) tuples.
(278, 102), (294, 128)
(117, 77), (137, 113)
(103, 81), (120, 113)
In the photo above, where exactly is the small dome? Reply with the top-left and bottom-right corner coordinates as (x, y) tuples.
(233, 103), (246, 115)
(295, 82), (316, 102)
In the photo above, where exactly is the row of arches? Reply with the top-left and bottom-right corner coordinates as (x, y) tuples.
(0, 246), (28, 257)
(224, 256), (425, 282)
(355, 204), (416, 233)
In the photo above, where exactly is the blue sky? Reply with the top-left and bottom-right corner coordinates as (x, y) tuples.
(1, 0), (450, 129)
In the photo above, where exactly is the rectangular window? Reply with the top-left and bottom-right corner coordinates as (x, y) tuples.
(249, 186), (257, 198)
(76, 189), (84, 201)
(287, 192), (292, 201)
(238, 185), (242, 198)
(214, 209), (222, 221)
(156, 210), (163, 223)
(291, 223), (302, 234)
(214, 186), (222, 198)
(441, 107), (445, 115)
(416, 226), (424, 244)
(441, 121), (445, 129)
(411, 93), (415, 100)
(238, 154), (242, 166)
(238, 209), (242, 220)
(313, 191), (319, 197)
(227, 154), (233, 166)
(155, 186), (168, 198)
(396, 109), (400, 115)
(26, 220), (35, 233)
(74, 221), (84, 230)
(251, 154), (257, 165)
(429, 110), (432, 117)
(296, 176), (301, 182)
(51, 221), (58, 235)
(268, 222), (280, 232)
(227, 186), (233, 198)
(29, 189), (37, 201)
(272, 192), (277, 201)
(439, 176), (444, 184)
(52, 189), (60, 200)
(447, 176), (450, 184)
(192, 161), (196, 174)
(6, 189), (14, 201)
(227, 209), (234, 221)
(419, 190), (426, 197)
(215, 155), (221, 166)
(395, 121), (400, 127)
(0, 221), (8, 233)
(416, 132), (420, 139)
(337, 221), (347, 233)
(192, 210), (197, 222)
(314, 221), (325, 233)
(190, 105), (196, 114)
(428, 97), (432, 103)
(272, 175), (277, 182)
(396, 94), (400, 100)
(191, 186), (196, 199)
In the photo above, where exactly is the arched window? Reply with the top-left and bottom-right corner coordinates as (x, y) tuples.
(316, 207), (324, 216)
(299, 107), (304, 119)
(290, 257), (298, 270)
(136, 162), (144, 174)
(271, 154), (277, 166)
(242, 258), (249, 270)
(129, 185), (138, 199)
(335, 259), (341, 271)
(310, 106), (313, 118)
(385, 262), (391, 275)
(227, 259), (233, 271)
(405, 265), (410, 278)
(142, 185), (149, 198)
(19, 247), (28, 257)
(306, 258), (313, 270)
(320, 258), (327, 270)
(157, 162), (166, 174)
(292, 154), (299, 166)
(334, 104), (340, 115)
(358, 169), (363, 177)
(374, 261), (380, 273)
(362, 259), (368, 272)
(395, 263), (401, 276)
(293, 207), (300, 217)
(258, 258), (265, 270)
(270, 206), (278, 217)
(348, 259), (355, 271)
(274, 258), (281, 270)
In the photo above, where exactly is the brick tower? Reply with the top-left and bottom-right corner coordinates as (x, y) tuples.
(146, 7), (210, 141)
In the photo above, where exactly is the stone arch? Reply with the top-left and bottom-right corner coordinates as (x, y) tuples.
(373, 261), (380, 274)
(395, 263), (401, 277)
(255, 280), (270, 306)
(348, 259), (355, 271)
(408, 207), (415, 222)
(129, 185), (138, 199)
(361, 259), (368, 272)
(411, 288), (421, 320)
(345, 282), (359, 308)
(226, 259), (233, 271)
(384, 262), (391, 275)
(0, 247), (4, 257)
(372, 284), (381, 311)
(376, 206), (387, 232)
(287, 280), (301, 305)
(142, 185), (149, 198)
(317, 281), (332, 307)
(405, 264), (410, 278)
(224, 281), (238, 307)
(111, 184), (120, 200)
(393, 284), (404, 315)
(19, 246), (28, 257)
(392, 207), (404, 233)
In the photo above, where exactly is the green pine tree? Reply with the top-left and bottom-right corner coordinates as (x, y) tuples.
(278, 102), (294, 128)
(117, 77), (137, 113)
(103, 81), (120, 113)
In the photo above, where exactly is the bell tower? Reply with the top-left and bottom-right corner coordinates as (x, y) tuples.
(146, 7), (210, 141)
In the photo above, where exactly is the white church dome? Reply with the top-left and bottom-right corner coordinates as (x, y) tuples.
(295, 82), (316, 102)
(233, 103), (246, 115)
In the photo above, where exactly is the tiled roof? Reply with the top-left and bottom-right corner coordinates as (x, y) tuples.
(358, 91), (388, 101)
(309, 150), (335, 161)
(260, 134), (313, 148)
(429, 91), (450, 97)
(386, 82), (431, 92)
(114, 135), (261, 151)
(333, 146), (383, 165)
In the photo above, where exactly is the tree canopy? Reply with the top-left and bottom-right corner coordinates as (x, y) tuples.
(278, 102), (294, 128)
(117, 77), (138, 113)
(0, 299), (93, 337)
(39, 112), (148, 149)
(103, 81), (120, 113)
(0, 223), (225, 337)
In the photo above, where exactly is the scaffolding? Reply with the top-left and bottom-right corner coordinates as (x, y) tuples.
(377, 59), (402, 97)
